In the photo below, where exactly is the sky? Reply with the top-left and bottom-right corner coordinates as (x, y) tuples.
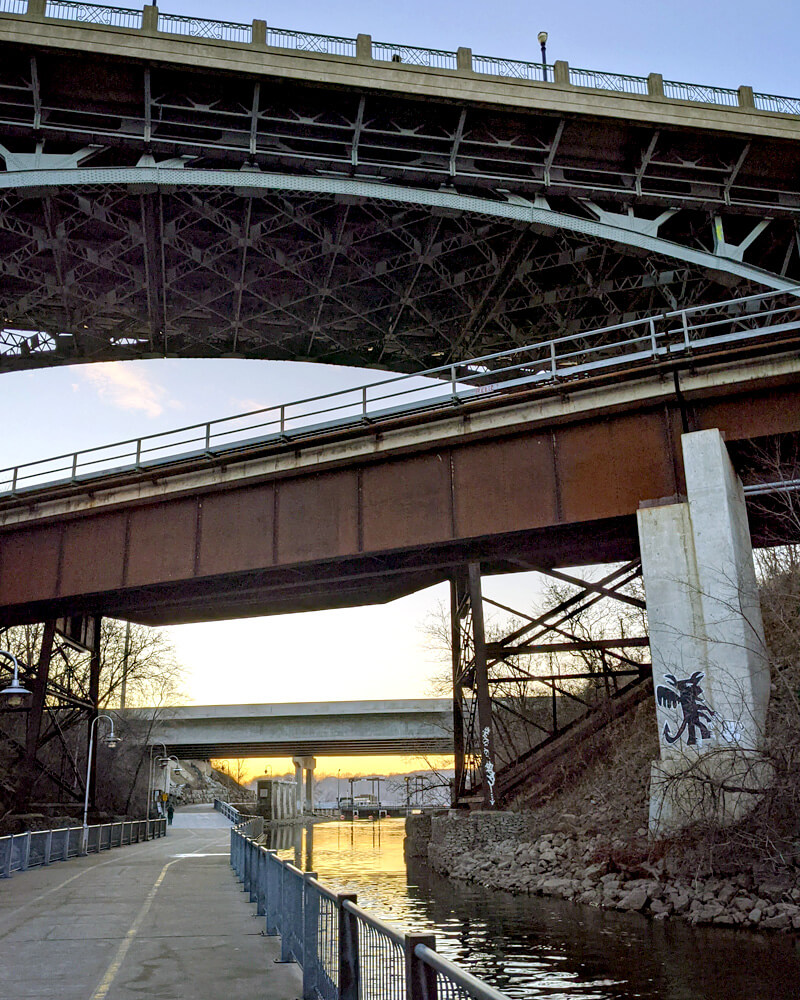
(3, 0), (799, 777)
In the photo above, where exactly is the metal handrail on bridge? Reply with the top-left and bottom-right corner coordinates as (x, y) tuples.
(229, 812), (508, 1000)
(0, 0), (798, 115)
(2, 289), (799, 499)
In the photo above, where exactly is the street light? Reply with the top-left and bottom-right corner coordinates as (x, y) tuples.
(0, 650), (31, 708)
(538, 30), (548, 82)
(156, 754), (182, 819)
(83, 714), (122, 848)
(147, 742), (168, 819)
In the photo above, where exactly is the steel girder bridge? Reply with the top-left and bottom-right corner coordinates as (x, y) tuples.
(0, 2), (799, 375)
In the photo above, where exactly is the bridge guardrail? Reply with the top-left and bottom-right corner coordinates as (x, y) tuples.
(1, 1), (798, 117)
(44, 1), (142, 28)
(230, 816), (509, 1000)
(2, 288), (799, 499)
(0, 817), (166, 878)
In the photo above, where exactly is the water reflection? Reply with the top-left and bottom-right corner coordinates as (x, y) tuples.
(268, 818), (800, 999)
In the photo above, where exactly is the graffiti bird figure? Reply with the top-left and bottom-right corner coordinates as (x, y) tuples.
(656, 671), (716, 745)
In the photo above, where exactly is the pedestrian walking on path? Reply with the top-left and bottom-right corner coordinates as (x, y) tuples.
(167, 802), (174, 825)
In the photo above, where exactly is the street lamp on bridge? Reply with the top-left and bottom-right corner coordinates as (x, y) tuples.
(0, 650), (31, 708)
(538, 31), (549, 82)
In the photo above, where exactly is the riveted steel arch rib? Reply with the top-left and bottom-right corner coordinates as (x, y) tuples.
(1, 167), (795, 293)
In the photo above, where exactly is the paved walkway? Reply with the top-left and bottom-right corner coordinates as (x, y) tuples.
(0, 805), (302, 1000)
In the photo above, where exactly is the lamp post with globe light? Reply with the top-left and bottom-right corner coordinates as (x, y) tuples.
(149, 752), (183, 819)
(82, 714), (121, 850)
(538, 31), (548, 82)
(147, 742), (168, 820)
(0, 650), (31, 708)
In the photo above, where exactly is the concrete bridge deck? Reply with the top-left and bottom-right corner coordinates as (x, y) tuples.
(0, 804), (301, 1000)
(125, 698), (454, 757)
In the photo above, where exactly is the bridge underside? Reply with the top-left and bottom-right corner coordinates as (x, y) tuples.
(1, 38), (799, 373)
(163, 738), (453, 758)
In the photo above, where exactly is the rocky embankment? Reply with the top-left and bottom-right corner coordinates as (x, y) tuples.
(420, 815), (800, 933)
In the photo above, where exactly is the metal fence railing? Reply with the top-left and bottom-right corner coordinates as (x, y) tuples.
(264, 26), (356, 57)
(2, 1), (798, 118)
(214, 798), (243, 824)
(471, 54), (549, 83)
(0, 818), (166, 878)
(662, 79), (740, 106)
(372, 42), (458, 70)
(44, 0), (142, 28)
(568, 66), (650, 95)
(230, 815), (509, 1000)
(753, 92), (800, 116)
(2, 289), (799, 500)
(157, 12), (250, 43)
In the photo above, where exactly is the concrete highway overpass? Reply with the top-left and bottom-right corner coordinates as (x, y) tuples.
(120, 699), (454, 757)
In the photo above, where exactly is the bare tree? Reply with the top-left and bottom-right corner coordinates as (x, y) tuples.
(0, 619), (185, 819)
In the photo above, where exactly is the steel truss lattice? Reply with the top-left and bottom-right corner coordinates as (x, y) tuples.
(451, 561), (652, 808)
(0, 42), (798, 373)
(0, 618), (99, 810)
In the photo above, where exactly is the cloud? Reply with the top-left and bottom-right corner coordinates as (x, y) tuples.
(231, 397), (271, 414)
(79, 363), (172, 418)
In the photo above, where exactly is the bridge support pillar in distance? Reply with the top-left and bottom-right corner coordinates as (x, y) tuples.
(638, 429), (771, 836)
(292, 756), (316, 814)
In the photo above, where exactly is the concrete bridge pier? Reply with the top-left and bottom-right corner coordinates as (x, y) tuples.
(292, 756), (316, 814)
(638, 429), (772, 836)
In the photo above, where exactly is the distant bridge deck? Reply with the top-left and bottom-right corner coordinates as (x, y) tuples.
(122, 698), (454, 757)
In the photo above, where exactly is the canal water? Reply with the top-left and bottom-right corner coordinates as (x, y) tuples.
(266, 818), (800, 1000)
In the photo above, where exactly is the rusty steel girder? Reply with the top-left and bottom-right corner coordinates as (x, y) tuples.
(0, 354), (798, 628)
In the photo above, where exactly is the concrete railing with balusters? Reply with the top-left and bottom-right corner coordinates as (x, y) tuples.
(230, 814), (509, 1000)
(0, 0), (798, 116)
(0, 817), (167, 878)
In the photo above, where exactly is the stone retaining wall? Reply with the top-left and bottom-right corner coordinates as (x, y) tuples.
(421, 811), (800, 932)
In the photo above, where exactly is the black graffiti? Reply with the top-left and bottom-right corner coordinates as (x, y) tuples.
(656, 671), (716, 745)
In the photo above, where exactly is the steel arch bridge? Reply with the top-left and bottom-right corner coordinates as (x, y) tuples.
(1, 3), (799, 375)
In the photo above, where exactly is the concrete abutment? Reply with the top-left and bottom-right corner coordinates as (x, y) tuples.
(638, 429), (771, 836)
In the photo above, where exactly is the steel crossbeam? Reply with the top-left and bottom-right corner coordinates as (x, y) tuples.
(450, 561), (651, 808)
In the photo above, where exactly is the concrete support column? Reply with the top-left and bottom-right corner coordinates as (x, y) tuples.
(293, 760), (303, 813)
(638, 429), (771, 836)
(738, 85), (756, 108)
(456, 47), (473, 72)
(305, 761), (315, 813)
(356, 34), (372, 62)
(251, 19), (267, 46)
(142, 4), (159, 34)
(292, 756), (316, 813)
(553, 60), (570, 85)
